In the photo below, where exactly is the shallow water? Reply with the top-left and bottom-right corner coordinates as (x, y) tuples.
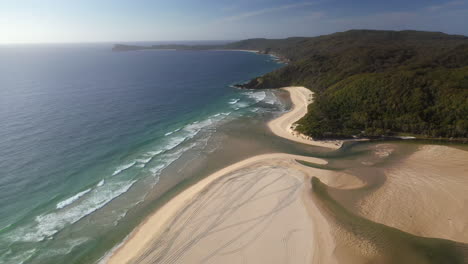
(0, 44), (284, 264)
(1, 44), (466, 264)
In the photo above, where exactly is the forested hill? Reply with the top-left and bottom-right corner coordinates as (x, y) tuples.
(233, 30), (468, 139)
(114, 30), (468, 139)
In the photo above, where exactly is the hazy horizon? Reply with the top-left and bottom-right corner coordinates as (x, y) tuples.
(1, 0), (468, 44)
(3, 30), (468, 46)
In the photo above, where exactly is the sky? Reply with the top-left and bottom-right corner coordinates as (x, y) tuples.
(1, 0), (467, 44)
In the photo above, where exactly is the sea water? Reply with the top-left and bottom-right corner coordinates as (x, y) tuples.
(1, 44), (464, 264)
(0, 43), (284, 264)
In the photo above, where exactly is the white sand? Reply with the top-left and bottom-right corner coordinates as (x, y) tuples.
(106, 154), (330, 264)
(357, 144), (468, 243)
(106, 86), (341, 264)
(106, 85), (468, 264)
(268, 87), (343, 149)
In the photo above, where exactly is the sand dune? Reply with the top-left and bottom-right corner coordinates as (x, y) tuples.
(107, 87), (468, 264)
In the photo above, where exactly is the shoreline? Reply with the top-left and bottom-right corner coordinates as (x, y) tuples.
(268, 87), (343, 149)
(105, 86), (468, 264)
(106, 154), (327, 264)
(106, 86), (334, 263)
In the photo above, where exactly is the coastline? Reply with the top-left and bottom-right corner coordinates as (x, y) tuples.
(268, 87), (343, 149)
(106, 86), (335, 263)
(106, 154), (328, 264)
(105, 86), (468, 264)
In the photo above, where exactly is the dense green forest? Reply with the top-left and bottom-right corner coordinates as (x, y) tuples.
(230, 30), (468, 139)
(115, 30), (468, 139)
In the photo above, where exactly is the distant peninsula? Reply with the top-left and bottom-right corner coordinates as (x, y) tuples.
(113, 30), (468, 141)
(112, 43), (218, 51)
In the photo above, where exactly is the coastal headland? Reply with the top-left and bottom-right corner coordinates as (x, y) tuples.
(107, 87), (468, 264)
(114, 30), (468, 142)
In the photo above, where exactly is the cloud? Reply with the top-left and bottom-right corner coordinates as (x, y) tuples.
(219, 2), (317, 22)
(426, 0), (466, 11)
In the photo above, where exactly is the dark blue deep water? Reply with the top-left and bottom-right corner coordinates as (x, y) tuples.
(0, 44), (282, 263)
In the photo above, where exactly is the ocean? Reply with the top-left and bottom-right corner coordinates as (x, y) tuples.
(0, 43), (284, 264)
(2, 43), (466, 264)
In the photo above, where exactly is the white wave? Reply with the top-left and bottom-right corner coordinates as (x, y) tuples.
(56, 189), (91, 209)
(250, 107), (260, 113)
(148, 142), (197, 178)
(184, 118), (213, 134)
(144, 119), (216, 180)
(263, 92), (278, 105)
(234, 102), (248, 109)
(228, 98), (240, 104)
(164, 127), (182, 136)
(4, 113), (230, 249)
(9, 180), (137, 242)
(112, 161), (136, 176)
(245, 91), (266, 102)
(164, 136), (188, 151)
(136, 157), (152, 164)
(147, 150), (163, 156)
(0, 249), (36, 264)
(149, 164), (166, 174)
(97, 179), (105, 187)
(138, 119), (215, 172)
(46, 237), (89, 257)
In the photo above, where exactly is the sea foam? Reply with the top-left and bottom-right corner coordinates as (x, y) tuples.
(112, 162), (136, 176)
(56, 189), (92, 209)
(11, 113), (227, 244)
(97, 179), (105, 187)
(245, 91), (266, 102)
(9, 180), (137, 242)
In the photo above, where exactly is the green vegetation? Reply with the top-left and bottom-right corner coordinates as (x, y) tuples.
(235, 30), (468, 139)
(311, 177), (468, 264)
(114, 30), (468, 139)
(299, 67), (468, 139)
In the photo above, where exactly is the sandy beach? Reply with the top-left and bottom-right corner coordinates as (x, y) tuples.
(107, 87), (468, 264)
(106, 86), (339, 264)
(357, 144), (468, 242)
(106, 154), (330, 264)
(268, 87), (343, 149)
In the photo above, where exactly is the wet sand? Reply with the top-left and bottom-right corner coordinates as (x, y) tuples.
(106, 86), (338, 264)
(107, 87), (468, 264)
(357, 144), (468, 242)
(309, 143), (468, 264)
(106, 154), (329, 264)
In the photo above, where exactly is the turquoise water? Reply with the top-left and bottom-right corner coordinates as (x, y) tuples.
(0, 44), (283, 263)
